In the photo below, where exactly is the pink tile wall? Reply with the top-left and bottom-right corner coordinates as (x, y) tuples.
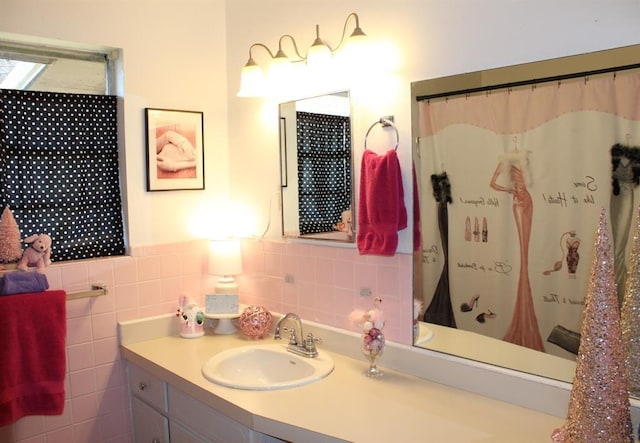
(0, 239), (412, 443)
(238, 239), (413, 344)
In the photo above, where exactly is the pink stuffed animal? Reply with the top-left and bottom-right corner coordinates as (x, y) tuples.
(17, 234), (52, 273)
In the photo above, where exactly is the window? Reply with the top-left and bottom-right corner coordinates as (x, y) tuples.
(0, 41), (110, 94)
(0, 39), (124, 263)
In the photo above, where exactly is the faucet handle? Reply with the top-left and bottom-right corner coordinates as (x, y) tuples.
(304, 333), (321, 353)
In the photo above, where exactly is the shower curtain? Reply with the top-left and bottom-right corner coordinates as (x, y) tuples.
(417, 70), (640, 355)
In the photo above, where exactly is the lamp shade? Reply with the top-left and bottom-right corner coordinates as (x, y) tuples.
(306, 24), (332, 72)
(209, 239), (242, 276)
(306, 42), (332, 71)
(237, 60), (266, 97)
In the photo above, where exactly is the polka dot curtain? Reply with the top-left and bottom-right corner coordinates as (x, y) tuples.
(296, 111), (351, 236)
(0, 89), (125, 262)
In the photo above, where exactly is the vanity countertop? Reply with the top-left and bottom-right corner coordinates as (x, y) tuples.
(120, 323), (565, 443)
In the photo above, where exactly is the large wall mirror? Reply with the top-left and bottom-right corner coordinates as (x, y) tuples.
(279, 91), (355, 242)
(411, 43), (640, 395)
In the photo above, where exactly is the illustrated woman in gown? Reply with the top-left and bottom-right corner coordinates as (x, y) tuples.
(423, 172), (457, 328)
(489, 150), (544, 352)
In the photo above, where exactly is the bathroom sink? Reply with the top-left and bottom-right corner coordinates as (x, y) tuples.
(201, 344), (334, 390)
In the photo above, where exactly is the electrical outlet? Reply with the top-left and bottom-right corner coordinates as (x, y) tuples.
(359, 287), (372, 297)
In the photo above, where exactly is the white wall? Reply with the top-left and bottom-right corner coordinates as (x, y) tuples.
(225, 0), (640, 253)
(5, 0), (639, 250)
(1, 0), (229, 248)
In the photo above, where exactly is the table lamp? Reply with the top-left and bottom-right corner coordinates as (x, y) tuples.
(208, 238), (243, 294)
(206, 239), (243, 334)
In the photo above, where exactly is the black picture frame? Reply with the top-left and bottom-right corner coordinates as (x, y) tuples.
(145, 108), (205, 191)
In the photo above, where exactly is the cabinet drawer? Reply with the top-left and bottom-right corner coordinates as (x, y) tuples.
(131, 396), (170, 443)
(128, 364), (168, 413)
(170, 421), (208, 443)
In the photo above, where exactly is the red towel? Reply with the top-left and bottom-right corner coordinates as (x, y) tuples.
(0, 290), (66, 426)
(357, 149), (407, 256)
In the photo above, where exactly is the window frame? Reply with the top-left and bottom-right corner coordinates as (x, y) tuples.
(0, 34), (127, 263)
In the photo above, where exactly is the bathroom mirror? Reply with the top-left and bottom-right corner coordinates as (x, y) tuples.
(279, 91), (355, 242)
(411, 43), (640, 392)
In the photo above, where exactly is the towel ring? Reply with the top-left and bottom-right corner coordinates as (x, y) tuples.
(364, 118), (399, 152)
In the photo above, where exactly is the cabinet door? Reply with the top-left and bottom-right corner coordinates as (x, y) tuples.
(168, 385), (255, 443)
(170, 421), (208, 443)
(131, 396), (170, 443)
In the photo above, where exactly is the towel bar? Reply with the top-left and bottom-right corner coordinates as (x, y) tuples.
(67, 284), (107, 300)
(364, 116), (399, 152)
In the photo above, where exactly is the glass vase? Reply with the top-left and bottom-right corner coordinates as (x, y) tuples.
(362, 327), (385, 378)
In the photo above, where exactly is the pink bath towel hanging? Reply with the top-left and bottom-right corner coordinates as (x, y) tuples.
(357, 149), (407, 256)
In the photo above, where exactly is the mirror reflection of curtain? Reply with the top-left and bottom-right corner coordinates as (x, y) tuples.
(423, 172), (457, 328)
(418, 70), (640, 355)
(296, 111), (351, 235)
(610, 143), (640, 305)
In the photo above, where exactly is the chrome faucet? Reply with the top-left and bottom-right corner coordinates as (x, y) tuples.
(274, 313), (320, 358)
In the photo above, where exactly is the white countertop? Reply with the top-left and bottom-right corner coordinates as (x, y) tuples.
(119, 315), (566, 443)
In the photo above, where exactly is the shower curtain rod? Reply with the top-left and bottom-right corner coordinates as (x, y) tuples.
(416, 62), (640, 102)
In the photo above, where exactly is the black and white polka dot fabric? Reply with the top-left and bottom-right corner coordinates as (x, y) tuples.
(0, 89), (125, 262)
(296, 111), (351, 235)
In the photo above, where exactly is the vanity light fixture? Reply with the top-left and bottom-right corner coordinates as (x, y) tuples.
(237, 12), (368, 97)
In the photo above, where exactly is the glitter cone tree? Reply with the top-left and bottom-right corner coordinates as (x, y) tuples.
(0, 206), (22, 264)
(621, 207), (640, 397)
(552, 208), (632, 443)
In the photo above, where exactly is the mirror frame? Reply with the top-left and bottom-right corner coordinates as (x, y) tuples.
(279, 91), (355, 243)
(411, 43), (640, 386)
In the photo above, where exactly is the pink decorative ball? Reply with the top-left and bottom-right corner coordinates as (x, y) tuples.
(238, 305), (273, 339)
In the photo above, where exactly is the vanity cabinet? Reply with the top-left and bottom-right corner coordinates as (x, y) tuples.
(127, 363), (286, 443)
(129, 364), (170, 443)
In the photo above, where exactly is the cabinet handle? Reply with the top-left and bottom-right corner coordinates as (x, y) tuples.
(138, 382), (147, 391)
(152, 439), (160, 443)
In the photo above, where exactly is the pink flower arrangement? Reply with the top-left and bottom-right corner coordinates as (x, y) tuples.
(360, 297), (385, 355)
(363, 326), (385, 354)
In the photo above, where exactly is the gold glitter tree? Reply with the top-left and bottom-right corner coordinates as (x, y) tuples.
(621, 207), (640, 397)
(0, 206), (22, 264)
(552, 208), (633, 443)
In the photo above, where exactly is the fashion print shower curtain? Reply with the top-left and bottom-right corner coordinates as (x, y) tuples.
(417, 71), (640, 358)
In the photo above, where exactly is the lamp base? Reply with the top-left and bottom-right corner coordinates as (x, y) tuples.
(213, 318), (238, 335)
(215, 277), (238, 295)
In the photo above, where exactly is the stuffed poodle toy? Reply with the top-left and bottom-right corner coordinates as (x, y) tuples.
(17, 234), (52, 273)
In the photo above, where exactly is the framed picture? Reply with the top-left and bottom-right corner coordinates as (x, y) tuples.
(145, 108), (204, 191)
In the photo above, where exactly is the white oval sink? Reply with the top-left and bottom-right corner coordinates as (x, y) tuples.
(202, 344), (334, 390)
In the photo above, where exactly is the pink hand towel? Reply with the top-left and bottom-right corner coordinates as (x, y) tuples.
(0, 290), (66, 426)
(357, 149), (407, 256)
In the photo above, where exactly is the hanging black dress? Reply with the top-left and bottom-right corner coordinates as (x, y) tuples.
(423, 172), (457, 328)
